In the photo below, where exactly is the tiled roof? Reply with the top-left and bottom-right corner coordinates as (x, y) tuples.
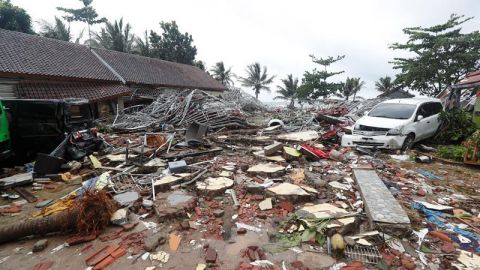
(0, 29), (119, 82)
(92, 48), (226, 91)
(15, 80), (131, 102)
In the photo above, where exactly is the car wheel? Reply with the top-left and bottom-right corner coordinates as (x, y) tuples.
(401, 134), (415, 151)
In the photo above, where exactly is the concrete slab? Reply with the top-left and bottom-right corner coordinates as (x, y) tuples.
(353, 169), (410, 225)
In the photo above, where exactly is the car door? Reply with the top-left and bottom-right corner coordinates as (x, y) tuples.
(424, 102), (443, 137)
(413, 103), (431, 140)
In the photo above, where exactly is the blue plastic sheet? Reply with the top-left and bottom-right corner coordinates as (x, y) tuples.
(415, 168), (443, 180)
(411, 201), (480, 253)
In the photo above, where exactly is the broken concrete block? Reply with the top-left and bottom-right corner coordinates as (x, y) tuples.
(267, 183), (310, 197)
(113, 191), (139, 206)
(110, 208), (128, 225)
(258, 198), (273, 210)
(296, 203), (349, 219)
(32, 239), (48, 252)
(213, 209), (225, 217)
(205, 248), (217, 263)
(277, 130), (319, 142)
(196, 177), (234, 195)
(154, 190), (197, 220)
(144, 234), (166, 252)
(247, 163), (285, 175)
(168, 160), (187, 173)
(283, 146), (302, 161)
(297, 252), (335, 269)
(263, 142), (283, 156)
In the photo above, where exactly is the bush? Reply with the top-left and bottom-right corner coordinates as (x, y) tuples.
(434, 109), (476, 144)
(436, 145), (467, 161)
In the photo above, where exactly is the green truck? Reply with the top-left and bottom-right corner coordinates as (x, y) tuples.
(0, 100), (11, 159)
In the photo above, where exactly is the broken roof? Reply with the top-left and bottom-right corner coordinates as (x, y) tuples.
(92, 48), (226, 91)
(0, 29), (119, 82)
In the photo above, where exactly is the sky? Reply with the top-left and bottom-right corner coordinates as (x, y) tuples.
(12, 0), (480, 101)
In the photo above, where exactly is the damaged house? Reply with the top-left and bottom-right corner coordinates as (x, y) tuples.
(0, 29), (225, 118)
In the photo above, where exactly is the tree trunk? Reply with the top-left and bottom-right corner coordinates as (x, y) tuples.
(87, 23), (91, 47)
(289, 98), (295, 109)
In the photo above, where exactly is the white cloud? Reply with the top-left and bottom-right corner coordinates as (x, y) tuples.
(12, 0), (480, 101)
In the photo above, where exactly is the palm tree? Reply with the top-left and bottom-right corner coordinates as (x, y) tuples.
(239, 62), (275, 99)
(375, 76), (394, 92)
(339, 77), (365, 101)
(92, 18), (134, 53)
(210, 62), (234, 86)
(134, 30), (151, 57)
(275, 74), (299, 109)
(39, 17), (72, 42)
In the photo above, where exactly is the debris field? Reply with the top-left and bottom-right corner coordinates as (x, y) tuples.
(0, 91), (479, 270)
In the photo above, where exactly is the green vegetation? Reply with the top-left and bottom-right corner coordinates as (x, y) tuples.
(57, 0), (106, 44)
(275, 74), (300, 109)
(92, 18), (134, 53)
(436, 145), (467, 161)
(338, 77), (365, 101)
(210, 62), (235, 86)
(149, 21), (197, 65)
(239, 62), (275, 99)
(375, 76), (395, 93)
(391, 14), (480, 97)
(39, 17), (74, 42)
(434, 108), (476, 144)
(298, 55), (344, 99)
(0, 0), (33, 33)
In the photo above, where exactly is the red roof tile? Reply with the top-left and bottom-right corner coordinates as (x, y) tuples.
(15, 81), (131, 102)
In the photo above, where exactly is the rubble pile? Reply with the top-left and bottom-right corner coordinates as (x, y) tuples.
(113, 89), (255, 131)
(0, 103), (479, 270)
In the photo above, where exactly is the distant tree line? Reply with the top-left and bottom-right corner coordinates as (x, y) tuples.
(1, 0), (479, 102)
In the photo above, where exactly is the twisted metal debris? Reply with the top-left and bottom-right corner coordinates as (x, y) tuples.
(112, 89), (253, 131)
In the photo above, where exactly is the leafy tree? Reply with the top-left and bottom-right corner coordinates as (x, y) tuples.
(239, 62), (275, 99)
(92, 18), (134, 52)
(194, 60), (206, 71)
(338, 77), (365, 101)
(375, 76), (395, 93)
(0, 0), (33, 33)
(57, 0), (106, 45)
(39, 17), (72, 41)
(390, 14), (480, 97)
(134, 30), (151, 57)
(275, 74), (299, 109)
(298, 55), (345, 99)
(210, 62), (234, 86)
(149, 21), (197, 64)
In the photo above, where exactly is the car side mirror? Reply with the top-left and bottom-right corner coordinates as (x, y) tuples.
(363, 111), (369, 116)
(417, 115), (424, 121)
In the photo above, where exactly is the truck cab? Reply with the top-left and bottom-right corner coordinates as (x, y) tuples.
(1, 98), (101, 164)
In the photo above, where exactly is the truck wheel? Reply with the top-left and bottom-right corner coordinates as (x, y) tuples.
(402, 133), (415, 151)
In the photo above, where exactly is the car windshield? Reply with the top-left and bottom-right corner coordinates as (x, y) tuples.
(368, 103), (416, 119)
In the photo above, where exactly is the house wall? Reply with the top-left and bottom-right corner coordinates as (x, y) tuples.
(0, 79), (19, 98)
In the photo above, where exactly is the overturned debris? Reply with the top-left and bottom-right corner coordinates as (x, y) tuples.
(112, 90), (254, 131)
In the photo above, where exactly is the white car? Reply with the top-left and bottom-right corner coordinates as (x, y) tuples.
(341, 98), (443, 150)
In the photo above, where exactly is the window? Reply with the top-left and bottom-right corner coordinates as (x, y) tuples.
(368, 103), (417, 119)
(418, 102), (443, 118)
(429, 102), (443, 115)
